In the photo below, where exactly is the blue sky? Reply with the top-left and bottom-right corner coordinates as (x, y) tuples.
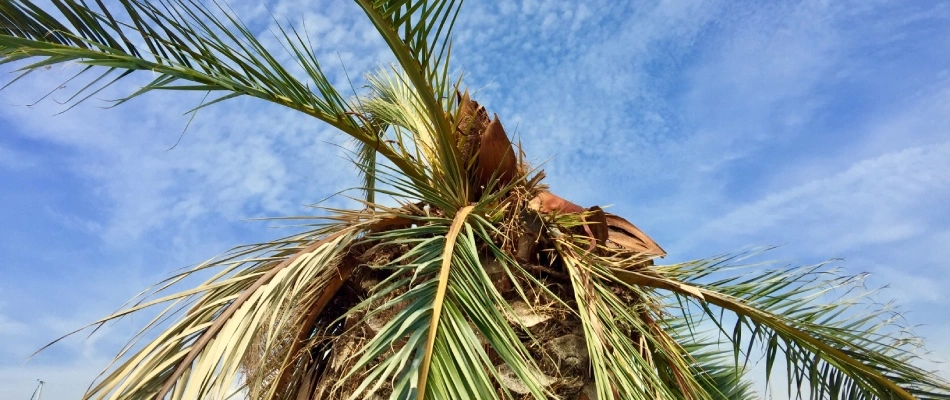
(2, 0), (949, 397)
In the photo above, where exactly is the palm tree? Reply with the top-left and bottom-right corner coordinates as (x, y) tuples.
(2, 1), (948, 399)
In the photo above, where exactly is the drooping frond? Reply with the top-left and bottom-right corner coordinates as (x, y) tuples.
(322, 200), (551, 400)
(613, 255), (950, 399)
(663, 316), (756, 400)
(548, 230), (712, 400)
(40, 208), (418, 400)
(2, 0), (339, 121)
(73, 230), (348, 398)
(676, 337), (756, 400)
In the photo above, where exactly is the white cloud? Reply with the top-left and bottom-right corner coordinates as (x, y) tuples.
(677, 142), (950, 253)
(2, 57), (362, 243)
(451, 0), (723, 207)
(874, 267), (945, 305)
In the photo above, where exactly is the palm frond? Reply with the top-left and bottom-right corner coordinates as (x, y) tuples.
(552, 234), (712, 400)
(54, 208), (415, 400)
(354, 0), (469, 207)
(363, 67), (439, 169)
(613, 256), (950, 399)
(416, 204), (475, 397)
(665, 314), (757, 400)
(330, 205), (550, 400)
(361, 67), (471, 206)
(126, 231), (357, 399)
(0, 0), (424, 180)
(354, 0), (461, 143)
(686, 347), (756, 400)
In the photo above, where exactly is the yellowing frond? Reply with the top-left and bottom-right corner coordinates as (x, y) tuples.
(364, 67), (441, 169)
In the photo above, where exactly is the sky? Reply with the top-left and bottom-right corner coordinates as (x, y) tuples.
(1, 0), (949, 397)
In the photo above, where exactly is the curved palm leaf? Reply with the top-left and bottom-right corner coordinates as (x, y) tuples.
(0, 0), (425, 180)
(613, 256), (950, 399)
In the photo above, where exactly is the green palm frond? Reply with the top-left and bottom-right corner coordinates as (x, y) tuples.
(355, 0), (470, 206)
(686, 347), (756, 400)
(0, 0), (448, 182)
(361, 67), (471, 207)
(670, 325), (756, 400)
(613, 256), (950, 399)
(2, 0), (343, 122)
(1, 0), (470, 204)
(551, 232), (711, 400)
(355, 0), (461, 141)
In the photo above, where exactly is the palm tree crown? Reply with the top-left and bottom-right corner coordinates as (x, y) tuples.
(2, 0), (949, 399)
